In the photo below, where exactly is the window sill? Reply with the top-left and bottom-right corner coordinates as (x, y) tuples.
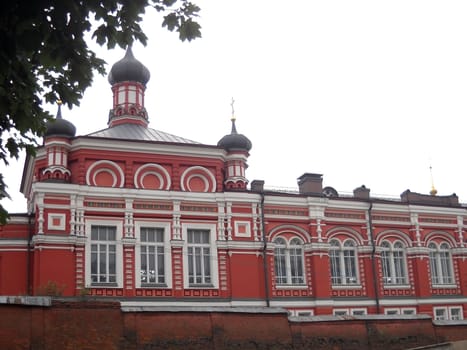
(90, 283), (119, 288)
(332, 284), (362, 290)
(187, 284), (215, 289)
(431, 284), (457, 289)
(140, 284), (168, 289)
(383, 284), (411, 289)
(275, 284), (308, 290)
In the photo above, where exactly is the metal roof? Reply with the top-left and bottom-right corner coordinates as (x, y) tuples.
(86, 124), (201, 144)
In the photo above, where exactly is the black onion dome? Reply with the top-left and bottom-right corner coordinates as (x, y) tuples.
(217, 119), (252, 152)
(44, 103), (76, 138)
(108, 47), (150, 86)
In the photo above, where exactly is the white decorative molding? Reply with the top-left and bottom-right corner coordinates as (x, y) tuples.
(234, 221), (251, 238)
(86, 160), (124, 188)
(47, 213), (66, 231)
(134, 163), (171, 190)
(180, 166), (216, 193)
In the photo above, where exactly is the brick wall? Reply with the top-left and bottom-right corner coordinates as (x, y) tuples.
(0, 298), (466, 350)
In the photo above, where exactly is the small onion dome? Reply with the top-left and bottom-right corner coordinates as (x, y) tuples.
(44, 101), (76, 138)
(108, 46), (150, 86)
(217, 118), (252, 152)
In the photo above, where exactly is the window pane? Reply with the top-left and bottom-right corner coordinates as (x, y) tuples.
(450, 308), (461, 320)
(91, 249), (97, 282)
(90, 227), (118, 285)
(274, 247), (287, 284)
(440, 252), (453, 284)
(290, 247), (304, 284)
(204, 251), (211, 281)
(187, 229), (211, 285)
(330, 250), (341, 284)
(429, 251), (440, 284)
(140, 227), (165, 284)
(381, 251), (391, 284)
(435, 308), (447, 320)
(344, 250), (357, 283)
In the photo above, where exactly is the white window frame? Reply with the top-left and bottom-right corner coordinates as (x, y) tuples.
(85, 219), (123, 288)
(448, 307), (463, 320)
(351, 308), (367, 315)
(381, 240), (408, 286)
(333, 309), (349, 316)
(384, 308), (400, 315)
(384, 307), (417, 315)
(135, 221), (172, 289)
(401, 308), (417, 315)
(428, 242), (455, 286)
(296, 310), (314, 317)
(182, 223), (218, 289)
(273, 236), (306, 287)
(330, 238), (359, 286)
(434, 307), (448, 320)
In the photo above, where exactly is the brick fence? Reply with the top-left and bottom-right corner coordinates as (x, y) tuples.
(0, 297), (466, 349)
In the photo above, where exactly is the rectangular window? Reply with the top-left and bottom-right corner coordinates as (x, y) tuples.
(333, 309), (349, 316)
(344, 249), (357, 284)
(297, 311), (313, 317)
(434, 307), (447, 320)
(140, 227), (165, 286)
(274, 246), (287, 284)
(128, 88), (137, 104)
(330, 250), (341, 284)
(381, 251), (391, 284)
(290, 246), (304, 284)
(91, 225), (117, 285)
(187, 229), (211, 286)
(393, 251), (406, 284)
(384, 309), (400, 315)
(449, 307), (463, 320)
(118, 88), (125, 105)
(351, 309), (367, 315)
(402, 308), (416, 315)
(440, 252), (454, 284)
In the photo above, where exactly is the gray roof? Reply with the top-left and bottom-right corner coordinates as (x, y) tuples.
(86, 124), (201, 144)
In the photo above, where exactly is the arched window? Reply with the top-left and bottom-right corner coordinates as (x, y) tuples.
(274, 237), (305, 285)
(380, 240), (407, 285)
(428, 242), (454, 285)
(329, 239), (358, 285)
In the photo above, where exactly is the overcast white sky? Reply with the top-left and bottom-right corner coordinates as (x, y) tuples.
(2, 0), (467, 213)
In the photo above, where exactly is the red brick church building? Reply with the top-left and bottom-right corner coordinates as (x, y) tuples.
(1, 48), (466, 321)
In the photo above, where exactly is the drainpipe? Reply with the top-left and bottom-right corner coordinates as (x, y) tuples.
(368, 202), (380, 314)
(260, 192), (270, 307)
(27, 213), (34, 295)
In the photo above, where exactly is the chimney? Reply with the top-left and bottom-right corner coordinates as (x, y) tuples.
(353, 185), (370, 200)
(297, 173), (323, 195)
(250, 180), (265, 192)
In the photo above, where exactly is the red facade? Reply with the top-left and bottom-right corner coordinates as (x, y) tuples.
(0, 49), (466, 320)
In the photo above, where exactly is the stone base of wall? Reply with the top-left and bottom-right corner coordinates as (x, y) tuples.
(0, 298), (466, 350)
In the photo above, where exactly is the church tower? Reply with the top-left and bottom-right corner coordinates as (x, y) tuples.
(108, 47), (151, 127)
(217, 101), (252, 190)
(40, 100), (76, 182)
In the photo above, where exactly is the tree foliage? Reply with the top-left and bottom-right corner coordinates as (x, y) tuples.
(0, 0), (201, 223)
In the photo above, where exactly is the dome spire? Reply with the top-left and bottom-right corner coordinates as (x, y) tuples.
(56, 99), (63, 119)
(230, 97), (238, 134)
(429, 165), (437, 196)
